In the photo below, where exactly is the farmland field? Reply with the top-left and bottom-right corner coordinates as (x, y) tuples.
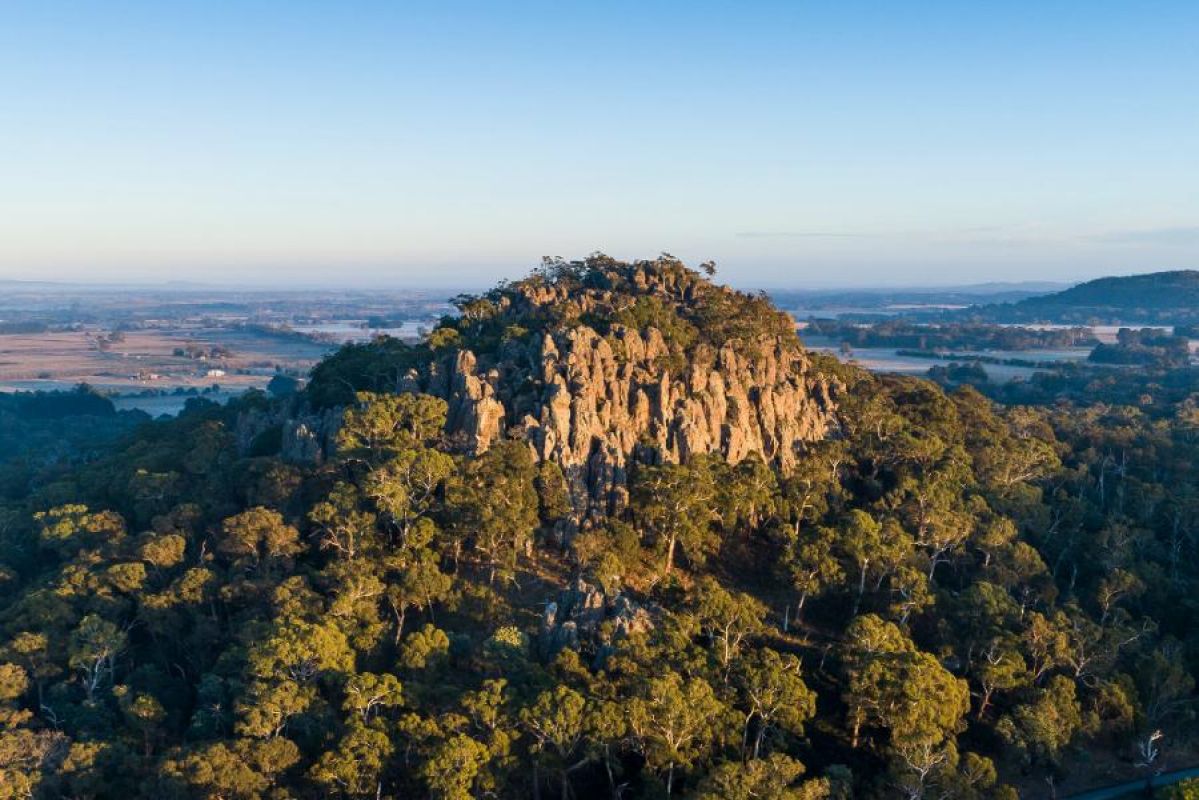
(0, 326), (334, 415)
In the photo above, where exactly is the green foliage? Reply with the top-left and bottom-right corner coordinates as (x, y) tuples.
(398, 624), (450, 671)
(1163, 778), (1199, 800)
(217, 507), (302, 574)
(693, 754), (823, 800)
(336, 391), (447, 461)
(735, 648), (817, 759)
(613, 295), (699, 356)
(534, 460), (571, 525)
(306, 336), (427, 408)
(0, 260), (1196, 798)
(996, 675), (1083, 767)
(447, 440), (539, 583)
(841, 615), (970, 753)
(632, 458), (718, 576)
(310, 720), (393, 797)
(997, 269), (1199, 323)
(629, 671), (727, 796)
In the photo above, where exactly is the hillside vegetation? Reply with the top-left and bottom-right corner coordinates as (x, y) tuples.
(0, 257), (1195, 799)
(969, 270), (1199, 324)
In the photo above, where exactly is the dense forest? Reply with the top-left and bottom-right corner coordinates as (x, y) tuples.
(1087, 329), (1192, 368)
(0, 387), (150, 502)
(0, 257), (1196, 799)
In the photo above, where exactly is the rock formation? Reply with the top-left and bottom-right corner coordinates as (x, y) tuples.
(399, 258), (838, 522)
(266, 256), (839, 524)
(539, 578), (654, 661)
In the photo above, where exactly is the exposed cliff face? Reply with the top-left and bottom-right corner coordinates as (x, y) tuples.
(403, 324), (833, 521)
(399, 261), (836, 522)
(268, 256), (838, 523)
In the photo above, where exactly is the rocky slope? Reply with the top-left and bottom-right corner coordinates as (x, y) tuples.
(270, 256), (838, 522)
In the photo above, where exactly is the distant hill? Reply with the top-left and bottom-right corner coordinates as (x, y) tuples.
(770, 282), (1067, 317)
(966, 270), (1199, 324)
(1023, 270), (1199, 310)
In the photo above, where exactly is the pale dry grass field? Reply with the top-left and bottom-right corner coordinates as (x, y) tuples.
(0, 328), (331, 395)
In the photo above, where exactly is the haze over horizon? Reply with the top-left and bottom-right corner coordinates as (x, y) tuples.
(2, 1), (1196, 288)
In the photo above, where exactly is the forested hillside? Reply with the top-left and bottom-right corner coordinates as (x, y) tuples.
(0, 257), (1196, 799)
(1025, 270), (1199, 310)
(969, 270), (1199, 324)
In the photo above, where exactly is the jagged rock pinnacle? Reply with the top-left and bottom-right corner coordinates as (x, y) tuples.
(403, 255), (838, 521)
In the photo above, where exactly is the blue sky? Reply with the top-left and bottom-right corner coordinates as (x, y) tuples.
(1, 1), (1196, 289)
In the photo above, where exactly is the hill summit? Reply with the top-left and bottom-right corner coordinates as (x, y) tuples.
(302, 255), (838, 521)
(974, 269), (1199, 323)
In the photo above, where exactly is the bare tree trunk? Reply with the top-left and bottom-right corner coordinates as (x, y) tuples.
(853, 564), (868, 616)
(389, 600), (407, 646)
(603, 745), (617, 800)
(977, 688), (993, 721)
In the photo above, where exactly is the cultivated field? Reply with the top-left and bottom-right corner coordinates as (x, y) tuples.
(0, 327), (333, 399)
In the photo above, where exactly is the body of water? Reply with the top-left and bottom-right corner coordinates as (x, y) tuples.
(803, 335), (1085, 382)
(292, 319), (436, 342)
(0, 379), (256, 418)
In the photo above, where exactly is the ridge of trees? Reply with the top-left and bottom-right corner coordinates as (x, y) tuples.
(0, 268), (1195, 798)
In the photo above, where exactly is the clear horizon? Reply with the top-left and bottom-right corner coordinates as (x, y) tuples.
(0, 269), (1116, 294)
(2, 2), (1196, 287)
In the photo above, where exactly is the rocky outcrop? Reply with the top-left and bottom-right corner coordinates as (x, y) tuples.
(235, 404), (342, 465)
(539, 578), (654, 659)
(445, 350), (505, 455)
(406, 323), (835, 521)
(264, 258), (839, 520)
